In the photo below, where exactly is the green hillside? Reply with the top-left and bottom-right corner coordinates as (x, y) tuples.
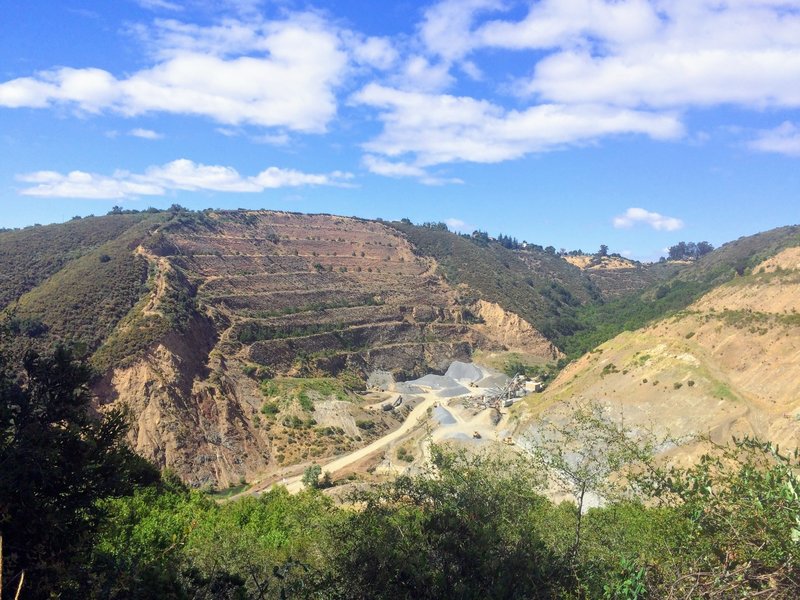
(0, 213), (156, 308)
(389, 221), (604, 337)
(555, 225), (800, 358)
(2, 212), (170, 360)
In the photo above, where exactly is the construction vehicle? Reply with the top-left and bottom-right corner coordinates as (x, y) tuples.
(472, 431), (482, 439)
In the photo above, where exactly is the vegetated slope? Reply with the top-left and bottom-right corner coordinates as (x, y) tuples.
(563, 253), (679, 300)
(554, 225), (800, 359)
(7, 209), (565, 487)
(0, 213), (158, 309)
(11, 214), (170, 355)
(519, 242), (800, 462)
(389, 222), (606, 338)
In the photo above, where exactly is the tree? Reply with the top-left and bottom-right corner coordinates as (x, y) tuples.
(0, 342), (158, 597)
(668, 240), (714, 261)
(636, 437), (800, 598)
(327, 447), (566, 599)
(695, 240), (714, 258)
(302, 464), (323, 489)
(597, 244), (609, 258)
(525, 402), (657, 566)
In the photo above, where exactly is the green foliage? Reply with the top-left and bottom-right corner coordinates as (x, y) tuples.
(602, 558), (647, 600)
(90, 263), (200, 372)
(667, 241), (715, 261)
(503, 357), (556, 384)
(302, 464), (323, 489)
(14, 232), (152, 357)
(261, 401), (280, 416)
(325, 447), (568, 599)
(237, 320), (346, 343)
(552, 279), (710, 359)
(93, 483), (334, 598)
(0, 213), (159, 309)
(635, 437), (800, 597)
(260, 377), (353, 404)
(0, 342), (159, 597)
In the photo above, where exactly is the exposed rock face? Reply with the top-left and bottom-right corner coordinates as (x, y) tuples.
(98, 315), (271, 487)
(96, 210), (555, 485)
(472, 300), (562, 360)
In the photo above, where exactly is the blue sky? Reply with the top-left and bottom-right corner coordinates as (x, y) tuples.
(1, 0), (798, 260)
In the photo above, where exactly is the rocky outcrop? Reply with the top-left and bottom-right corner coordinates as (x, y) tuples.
(472, 300), (563, 360)
(98, 315), (271, 487)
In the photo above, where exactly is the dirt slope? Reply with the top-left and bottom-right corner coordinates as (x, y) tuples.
(518, 246), (800, 460)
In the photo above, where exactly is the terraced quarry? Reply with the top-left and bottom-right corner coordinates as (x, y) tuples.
(164, 211), (558, 378)
(80, 210), (564, 487)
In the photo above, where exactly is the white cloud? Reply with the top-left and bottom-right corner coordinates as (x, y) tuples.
(362, 155), (463, 186)
(353, 0), (800, 179)
(143, 159), (261, 191)
(251, 132), (290, 146)
(613, 207), (684, 232)
(445, 217), (471, 232)
(16, 159), (354, 199)
(129, 128), (163, 139)
(473, 0), (800, 111)
(392, 55), (454, 92)
(136, 0), (183, 11)
(460, 61), (483, 81)
(420, 0), (503, 62)
(253, 166), (353, 189)
(347, 34), (398, 70)
(0, 14), (348, 132)
(749, 121), (800, 157)
(363, 155), (428, 179)
(353, 84), (682, 167)
(17, 170), (164, 200)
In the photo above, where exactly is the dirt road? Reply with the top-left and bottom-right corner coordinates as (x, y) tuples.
(269, 391), (444, 493)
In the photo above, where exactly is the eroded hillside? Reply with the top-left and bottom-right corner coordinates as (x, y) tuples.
(518, 245), (800, 460)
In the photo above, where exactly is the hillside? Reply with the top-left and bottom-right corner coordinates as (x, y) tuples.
(1, 210), (566, 486)
(4, 210), (797, 487)
(562, 253), (678, 300)
(552, 226), (800, 358)
(390, 223), (603, 331)
(517, 242), (800, 462)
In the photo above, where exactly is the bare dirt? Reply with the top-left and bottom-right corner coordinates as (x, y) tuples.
(515, 247), (800, 463)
